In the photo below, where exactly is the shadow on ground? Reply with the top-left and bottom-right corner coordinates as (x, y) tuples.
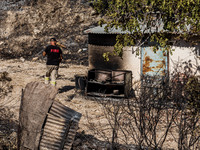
(59, 86), (75, 93)
(0, 108), (18, 150)
(72, 131), (138, 150)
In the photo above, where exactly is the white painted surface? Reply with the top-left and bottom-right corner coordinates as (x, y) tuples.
(170, 45), (200, 77)
(123, 47), (141, 81)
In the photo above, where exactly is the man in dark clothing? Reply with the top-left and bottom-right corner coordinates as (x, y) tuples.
(43, 38), (62, 86)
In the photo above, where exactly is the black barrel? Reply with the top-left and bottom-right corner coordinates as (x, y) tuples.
(74, 74), (87, 91)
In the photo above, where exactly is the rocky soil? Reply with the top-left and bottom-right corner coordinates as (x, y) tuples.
(0, 59), (180, 150)
(0, 0), (99, 61)
(0, 58), (116, 149)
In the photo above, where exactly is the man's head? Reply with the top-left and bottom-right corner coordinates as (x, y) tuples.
(50, 38), (57, 46)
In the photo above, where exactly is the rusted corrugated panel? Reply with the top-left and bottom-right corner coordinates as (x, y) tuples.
(50, 101), (81, 123)
(63, 123), (79, 150)
(141, 47), (168, 77)
(39, 101), (82, 150)
(40, 114), (69, 150)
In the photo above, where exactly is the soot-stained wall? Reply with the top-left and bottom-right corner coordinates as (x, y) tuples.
(88, 45), (141, 81)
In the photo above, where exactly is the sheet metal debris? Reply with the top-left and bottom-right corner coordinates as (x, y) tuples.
(40, 101), (82, 150)
(18, 82), (82, 150)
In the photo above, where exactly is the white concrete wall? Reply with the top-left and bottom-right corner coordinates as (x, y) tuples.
(170, 42), (200, 77)
(122, 47), (141, 81)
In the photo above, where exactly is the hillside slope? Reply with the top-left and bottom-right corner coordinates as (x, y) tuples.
(0, 0), (99, 61)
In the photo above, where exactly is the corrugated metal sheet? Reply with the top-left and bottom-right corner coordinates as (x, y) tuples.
(39, 101), (82, 150)
(84, 24), (165, 34)
(141, 46), (168, 77)
(84, 24), (191, 35)
(84, 24), (130, 34)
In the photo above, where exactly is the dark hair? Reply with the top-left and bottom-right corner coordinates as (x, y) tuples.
(50, 38), (57, 42)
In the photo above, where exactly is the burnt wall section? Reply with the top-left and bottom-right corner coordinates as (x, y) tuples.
(88, 44), (141, 81)
(89, 45), (121, 70)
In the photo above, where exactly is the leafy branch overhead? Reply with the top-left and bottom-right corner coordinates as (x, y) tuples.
(93, 0), (200, 58)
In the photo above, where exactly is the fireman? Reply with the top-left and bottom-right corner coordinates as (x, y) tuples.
(43, 38), (63, 86)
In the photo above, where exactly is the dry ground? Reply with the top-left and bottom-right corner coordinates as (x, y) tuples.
(0, 59), (181, 149)
(0, 59), (107, 140)
(0, 59), (103, 128)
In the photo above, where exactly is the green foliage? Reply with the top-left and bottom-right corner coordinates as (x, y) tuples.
(103, 52), (110, 61)
(93, 0), (200, 58)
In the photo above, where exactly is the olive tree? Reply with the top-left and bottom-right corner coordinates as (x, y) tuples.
(92, 0), (200, 58)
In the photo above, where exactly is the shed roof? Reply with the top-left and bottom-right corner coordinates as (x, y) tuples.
(84, 24), (130, 34)
(84, 24), (191, 35)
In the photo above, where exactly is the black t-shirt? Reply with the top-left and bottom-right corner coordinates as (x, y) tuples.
(44, 45), (62, 66)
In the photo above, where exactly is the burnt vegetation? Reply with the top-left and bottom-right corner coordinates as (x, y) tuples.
(86, 61), (200, 150)
(0, 0), (96, 65)
(0, 72), (18, 150)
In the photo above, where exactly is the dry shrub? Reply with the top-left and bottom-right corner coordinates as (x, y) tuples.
(0, 72), (12, 98)
(0, 72), (17, 150)
(87, 61), (200, 150)
(0, 108), (18, 150)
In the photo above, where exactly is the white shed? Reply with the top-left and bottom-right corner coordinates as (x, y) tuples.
(84, 25), (200, 87)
